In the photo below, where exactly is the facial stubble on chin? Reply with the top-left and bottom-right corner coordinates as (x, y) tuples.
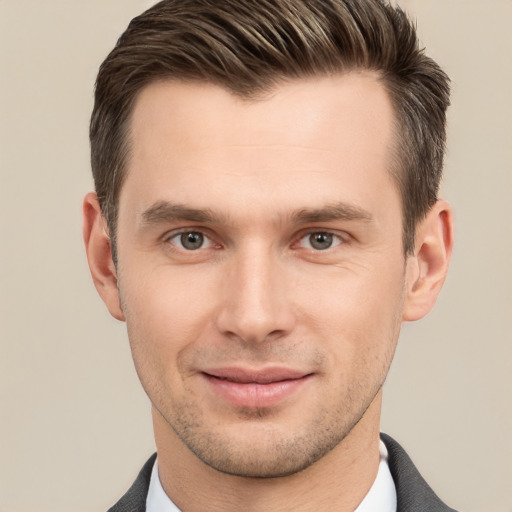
(119, 274), (405, 480)
(123, 318), (398, 479)
(149, 369), (388, 479)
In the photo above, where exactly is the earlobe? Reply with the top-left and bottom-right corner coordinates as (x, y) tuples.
(402, 200), (454, 322)
(82, 192), (125, 321)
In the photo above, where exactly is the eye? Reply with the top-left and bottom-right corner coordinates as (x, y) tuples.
(168, 231), (212, 250)
(298, 232), (342, 251)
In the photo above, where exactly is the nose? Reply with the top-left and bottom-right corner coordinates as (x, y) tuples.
(215, 246), (296, 344)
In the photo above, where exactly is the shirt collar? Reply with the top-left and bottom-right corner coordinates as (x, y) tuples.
(146, 440), (396, 512)
(354, 440), (397, 512)
(146, 459), (181, 512)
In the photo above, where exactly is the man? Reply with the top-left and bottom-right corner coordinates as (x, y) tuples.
(83, 0), (456, 510)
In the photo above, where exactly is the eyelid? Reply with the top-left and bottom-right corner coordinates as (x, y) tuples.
(160, 226), (350, 251)
(163, 227), (219, 250)
(293, 229), (348, 250)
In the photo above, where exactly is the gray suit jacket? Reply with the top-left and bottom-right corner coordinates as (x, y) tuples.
(107, 434), (458, 512)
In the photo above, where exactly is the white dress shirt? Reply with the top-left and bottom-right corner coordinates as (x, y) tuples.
(146, 440), (397, 512)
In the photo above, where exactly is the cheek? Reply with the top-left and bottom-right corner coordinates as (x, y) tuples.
(295, 261), (405, 363)
(120, 266), (220, 378)
(123, 261), (218, 326)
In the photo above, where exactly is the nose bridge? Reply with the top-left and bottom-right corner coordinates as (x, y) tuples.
(216, 239), (294, 343)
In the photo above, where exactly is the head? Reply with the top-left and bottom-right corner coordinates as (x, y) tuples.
(90, 0), (450, 262)
(84, 0), (453, 482)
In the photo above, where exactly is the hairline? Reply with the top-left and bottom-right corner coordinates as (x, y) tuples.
(106, 71), (420, 260)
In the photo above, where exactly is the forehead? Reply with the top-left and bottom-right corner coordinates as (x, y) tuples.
(122, 73), (398, 219)
(129, 72), (393, 153)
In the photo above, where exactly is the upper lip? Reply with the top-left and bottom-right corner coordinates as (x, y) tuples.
(202, 367), (312, 384)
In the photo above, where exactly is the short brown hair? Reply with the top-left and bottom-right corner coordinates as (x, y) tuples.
(90, 0), (450, 260)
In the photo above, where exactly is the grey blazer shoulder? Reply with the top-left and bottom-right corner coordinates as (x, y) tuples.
(107, 452), (155, 512)
(380, 434), (458, 512)
(107, 434), (458, 512)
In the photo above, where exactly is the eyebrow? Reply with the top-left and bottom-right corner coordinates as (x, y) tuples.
(139, 200), (373, 228)
(290, 203), (373, 224)
(140, 201), (221, 226)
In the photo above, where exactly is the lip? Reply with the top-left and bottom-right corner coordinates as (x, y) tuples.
(201, 367), (313, 408)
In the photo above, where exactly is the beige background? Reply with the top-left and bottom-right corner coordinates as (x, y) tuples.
(1, 1), (511, 511)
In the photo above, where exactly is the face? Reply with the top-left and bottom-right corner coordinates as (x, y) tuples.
(115, 74), (408, 477)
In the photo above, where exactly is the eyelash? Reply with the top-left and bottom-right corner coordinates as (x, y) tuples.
(294, 231), (344, 251)
(163, 228), (348, 253)
(165, 229), (218, 251)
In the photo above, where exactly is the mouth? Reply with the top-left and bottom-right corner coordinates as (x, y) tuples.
(201, 367), (313, 408)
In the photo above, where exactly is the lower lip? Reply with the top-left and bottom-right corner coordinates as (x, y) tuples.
(203, 374), (312, 408)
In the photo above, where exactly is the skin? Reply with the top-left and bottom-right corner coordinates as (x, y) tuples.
(83, 73), (453, 511)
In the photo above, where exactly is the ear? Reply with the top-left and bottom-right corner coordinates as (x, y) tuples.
(402, 200), (454, 322)
(82, 192), (125, 321)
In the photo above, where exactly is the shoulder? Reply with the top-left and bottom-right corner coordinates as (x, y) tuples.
(106, 440), (459, 512)
(381, 434), (459, 512)
(107, 453), (156, 512)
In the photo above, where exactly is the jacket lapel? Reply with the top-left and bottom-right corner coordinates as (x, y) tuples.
(108, 437), (458, 512)
(107, 453), (156, 512)
(381, 433), (458, 512)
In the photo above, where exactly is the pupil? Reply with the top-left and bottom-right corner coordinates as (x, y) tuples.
(310, 232), (333, 250)
(181, 232), (204, 250)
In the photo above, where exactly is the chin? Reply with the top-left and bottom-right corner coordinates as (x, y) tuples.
(173, 416), (353, 479)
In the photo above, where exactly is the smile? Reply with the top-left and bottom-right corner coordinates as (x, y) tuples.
(201, 367), (313, 408)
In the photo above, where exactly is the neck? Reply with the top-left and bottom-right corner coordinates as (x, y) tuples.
(153, 393), (382, 512)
